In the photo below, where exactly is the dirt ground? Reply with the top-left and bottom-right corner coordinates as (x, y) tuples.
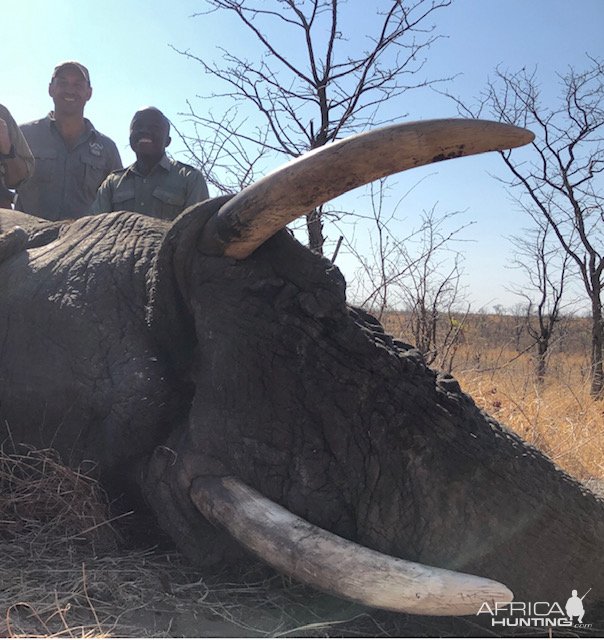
(0, 543), (484, 637)
(3, 538), (604, 638)
(2, 448), (603, 638)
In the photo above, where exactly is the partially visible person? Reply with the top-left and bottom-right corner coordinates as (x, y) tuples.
(0, 104), (34, 208)
(15, 61), (122, 220)
(89, 107), (208, 220)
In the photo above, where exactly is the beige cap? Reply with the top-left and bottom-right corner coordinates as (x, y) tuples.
(51, 61), (91, 85)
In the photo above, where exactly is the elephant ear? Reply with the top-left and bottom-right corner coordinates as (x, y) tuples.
(147, 195), (234, 375)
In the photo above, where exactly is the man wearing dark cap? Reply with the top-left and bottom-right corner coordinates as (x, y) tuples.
(15, 61), (122, 220)
(89, 107), (208, 220)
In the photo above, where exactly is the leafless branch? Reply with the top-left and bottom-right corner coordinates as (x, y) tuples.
(172, 0), (453, 252)
(448, 56), (604, 395)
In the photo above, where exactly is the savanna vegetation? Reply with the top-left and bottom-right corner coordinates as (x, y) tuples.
(383, 311), (603, 482)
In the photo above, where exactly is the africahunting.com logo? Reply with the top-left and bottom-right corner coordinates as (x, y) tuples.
(477, 589), (592, 629)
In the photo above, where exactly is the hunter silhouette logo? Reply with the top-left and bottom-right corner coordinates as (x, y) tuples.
(477, 588), (592, 628)
(565, 588), (590, 624)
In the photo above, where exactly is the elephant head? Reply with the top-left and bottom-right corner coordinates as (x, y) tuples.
(0, 119), (602, 621)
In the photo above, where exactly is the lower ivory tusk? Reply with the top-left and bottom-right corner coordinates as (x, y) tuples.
(190, 475), (513, 616)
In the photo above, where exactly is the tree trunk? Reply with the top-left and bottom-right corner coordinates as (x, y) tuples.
(591, 295), (604, 399)
(535, 339), (548, 385)
(306, 208), (325, 255)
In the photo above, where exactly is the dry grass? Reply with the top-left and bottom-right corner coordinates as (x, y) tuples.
(0, 444), (127, 637)
(383, 311), (604, 482)
(0, 446), (400, 637)
(0, 445), (122, 555)
(456, 351), (604, 481)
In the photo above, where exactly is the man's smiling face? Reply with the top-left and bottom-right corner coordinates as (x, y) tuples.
(129, 109), (171, 162)
(48, 67), (92, 116)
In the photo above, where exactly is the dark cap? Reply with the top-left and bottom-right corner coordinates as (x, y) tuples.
(51, 61), (91, 85)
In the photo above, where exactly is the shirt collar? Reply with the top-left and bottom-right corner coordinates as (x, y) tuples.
(158, 154), (172, 171)
(47, 112), (96, 139)
(129, 154), (171, 177)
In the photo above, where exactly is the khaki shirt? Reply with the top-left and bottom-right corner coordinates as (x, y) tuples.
(0, 104), (35, 186)
(15, 114), (122, 220)
(89, 155), (209, 220)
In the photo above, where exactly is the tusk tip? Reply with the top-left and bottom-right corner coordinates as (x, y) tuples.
(511, 124), (535, 147)
(190, 475), (516, 617)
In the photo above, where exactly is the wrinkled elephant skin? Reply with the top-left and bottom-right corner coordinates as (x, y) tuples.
(0, 120), (602, 621)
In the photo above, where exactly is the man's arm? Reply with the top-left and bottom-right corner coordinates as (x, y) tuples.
(88, 176), (115, 215)
(0, 111), (34, 188)
(184, 168), (210, 208)
(106, 139), (123, 173)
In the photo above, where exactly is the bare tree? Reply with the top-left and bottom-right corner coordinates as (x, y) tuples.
(172, 109), (274, 192)
(173, 0), (452, 254)
(399, 209), (470, 371)
(509, 217), (571, 384)
(450, 57), (604, 396)
(343, 182), (471, 370)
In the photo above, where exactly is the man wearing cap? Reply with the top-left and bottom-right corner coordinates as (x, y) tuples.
(15, 61), (122, 220)
(0, 104), (34, 208)
(89, 106), (208, 220)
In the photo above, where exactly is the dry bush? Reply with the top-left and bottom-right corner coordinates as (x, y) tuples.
(0, 445), (121, 554)
(384, 311), (604, 481)
(0, 446), (415, 638)
(456, 349), (604, 481)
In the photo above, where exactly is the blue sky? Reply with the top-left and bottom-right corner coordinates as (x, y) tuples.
(4, 0), (603, 310)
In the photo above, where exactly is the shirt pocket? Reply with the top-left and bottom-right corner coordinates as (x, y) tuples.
(33, 150), (58, 183)
(153, 187), (186, 208)
(82, 156), (107, 191)
(112, 184), (135, 206)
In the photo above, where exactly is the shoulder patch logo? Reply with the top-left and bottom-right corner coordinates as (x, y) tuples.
(89, 141), (104, 157)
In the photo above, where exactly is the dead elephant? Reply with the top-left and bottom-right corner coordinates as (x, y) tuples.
(0, 119), (602, 620)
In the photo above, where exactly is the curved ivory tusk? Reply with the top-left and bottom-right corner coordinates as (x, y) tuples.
(204, 118), (534, 259)
(190, 475), (513, 616)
